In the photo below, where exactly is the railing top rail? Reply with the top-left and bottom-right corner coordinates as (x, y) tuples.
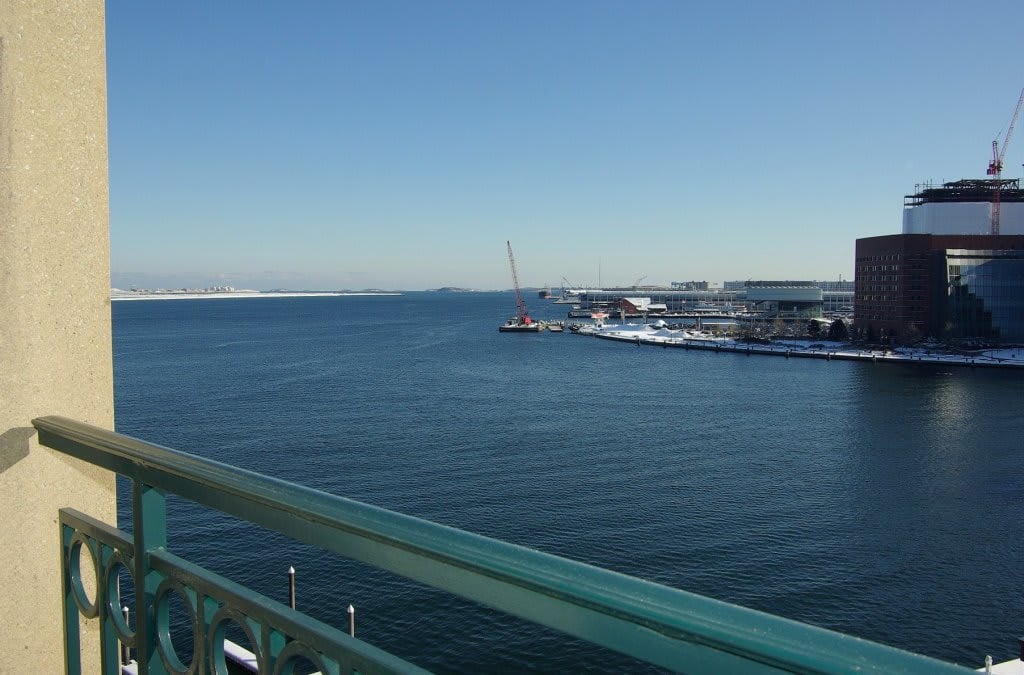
(34, 415), (970, 673)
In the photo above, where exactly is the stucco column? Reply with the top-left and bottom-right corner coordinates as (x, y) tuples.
(0, 1), (115, 672)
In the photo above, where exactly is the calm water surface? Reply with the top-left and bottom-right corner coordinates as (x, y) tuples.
(112, 293), (1024, 672)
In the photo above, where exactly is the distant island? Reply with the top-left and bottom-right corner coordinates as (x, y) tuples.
(111, 286), (527, 299)
(111, 286), (402, 300)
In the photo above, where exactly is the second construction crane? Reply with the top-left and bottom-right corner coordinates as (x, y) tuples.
(986, 87), (1024, 235)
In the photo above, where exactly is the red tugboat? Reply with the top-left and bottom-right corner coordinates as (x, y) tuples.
(499, 240), (544, 332)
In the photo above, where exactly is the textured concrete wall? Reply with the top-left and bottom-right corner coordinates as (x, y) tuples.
(0, 1), (115, 672)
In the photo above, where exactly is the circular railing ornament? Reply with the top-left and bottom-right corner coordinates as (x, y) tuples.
(208, 606), (263, 675)
(67, 532), (100, 618)
(103, 550), (136, 648)
(272, 640), (330, 675)
(154, 578), (200, 675)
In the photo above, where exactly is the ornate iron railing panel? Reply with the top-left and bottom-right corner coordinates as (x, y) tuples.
(38, 415), (971, 674)
(59, 508), (425, 674)
(61, 508), (136, 673)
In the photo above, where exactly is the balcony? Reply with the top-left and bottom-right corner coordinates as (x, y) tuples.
(37, 415), (972, 673)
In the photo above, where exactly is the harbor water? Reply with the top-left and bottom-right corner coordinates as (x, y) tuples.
(112, 292), (1024, 672)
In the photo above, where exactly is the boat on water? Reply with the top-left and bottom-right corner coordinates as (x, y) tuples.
(499, 318), (544, 332)
(500, 241), (545, 333)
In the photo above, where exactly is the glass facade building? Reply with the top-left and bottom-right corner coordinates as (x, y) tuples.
(938, 249), (1024, 342)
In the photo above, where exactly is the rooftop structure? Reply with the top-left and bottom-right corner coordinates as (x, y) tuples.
(903, 179), (1024, 206)
(903, 179), (1024, 236)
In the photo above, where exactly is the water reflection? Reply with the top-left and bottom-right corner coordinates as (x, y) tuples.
(843, 365), (1024, 658)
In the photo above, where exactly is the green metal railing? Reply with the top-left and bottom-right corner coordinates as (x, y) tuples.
(37, 415), (971, 674)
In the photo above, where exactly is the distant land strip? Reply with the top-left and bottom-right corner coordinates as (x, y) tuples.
(110, 289), (402, 301)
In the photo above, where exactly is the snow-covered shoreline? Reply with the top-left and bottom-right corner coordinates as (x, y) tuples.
(575, 322), (1024, 369)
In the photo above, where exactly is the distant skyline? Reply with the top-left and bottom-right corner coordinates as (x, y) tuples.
(108, 1), (1024, 291)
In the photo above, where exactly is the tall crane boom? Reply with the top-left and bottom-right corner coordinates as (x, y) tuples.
(506, 240), (532, 323)
(987, 87), (1024, 235)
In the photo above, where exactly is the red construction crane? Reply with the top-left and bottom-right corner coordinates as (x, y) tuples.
(506, 240), (533, 324)
(987, 87), (1024, 235)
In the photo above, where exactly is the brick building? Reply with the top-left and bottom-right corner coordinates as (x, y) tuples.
(855, 234), (1024, 342)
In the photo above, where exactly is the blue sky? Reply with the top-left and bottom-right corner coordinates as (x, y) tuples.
(107, 1), (1024, 291)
